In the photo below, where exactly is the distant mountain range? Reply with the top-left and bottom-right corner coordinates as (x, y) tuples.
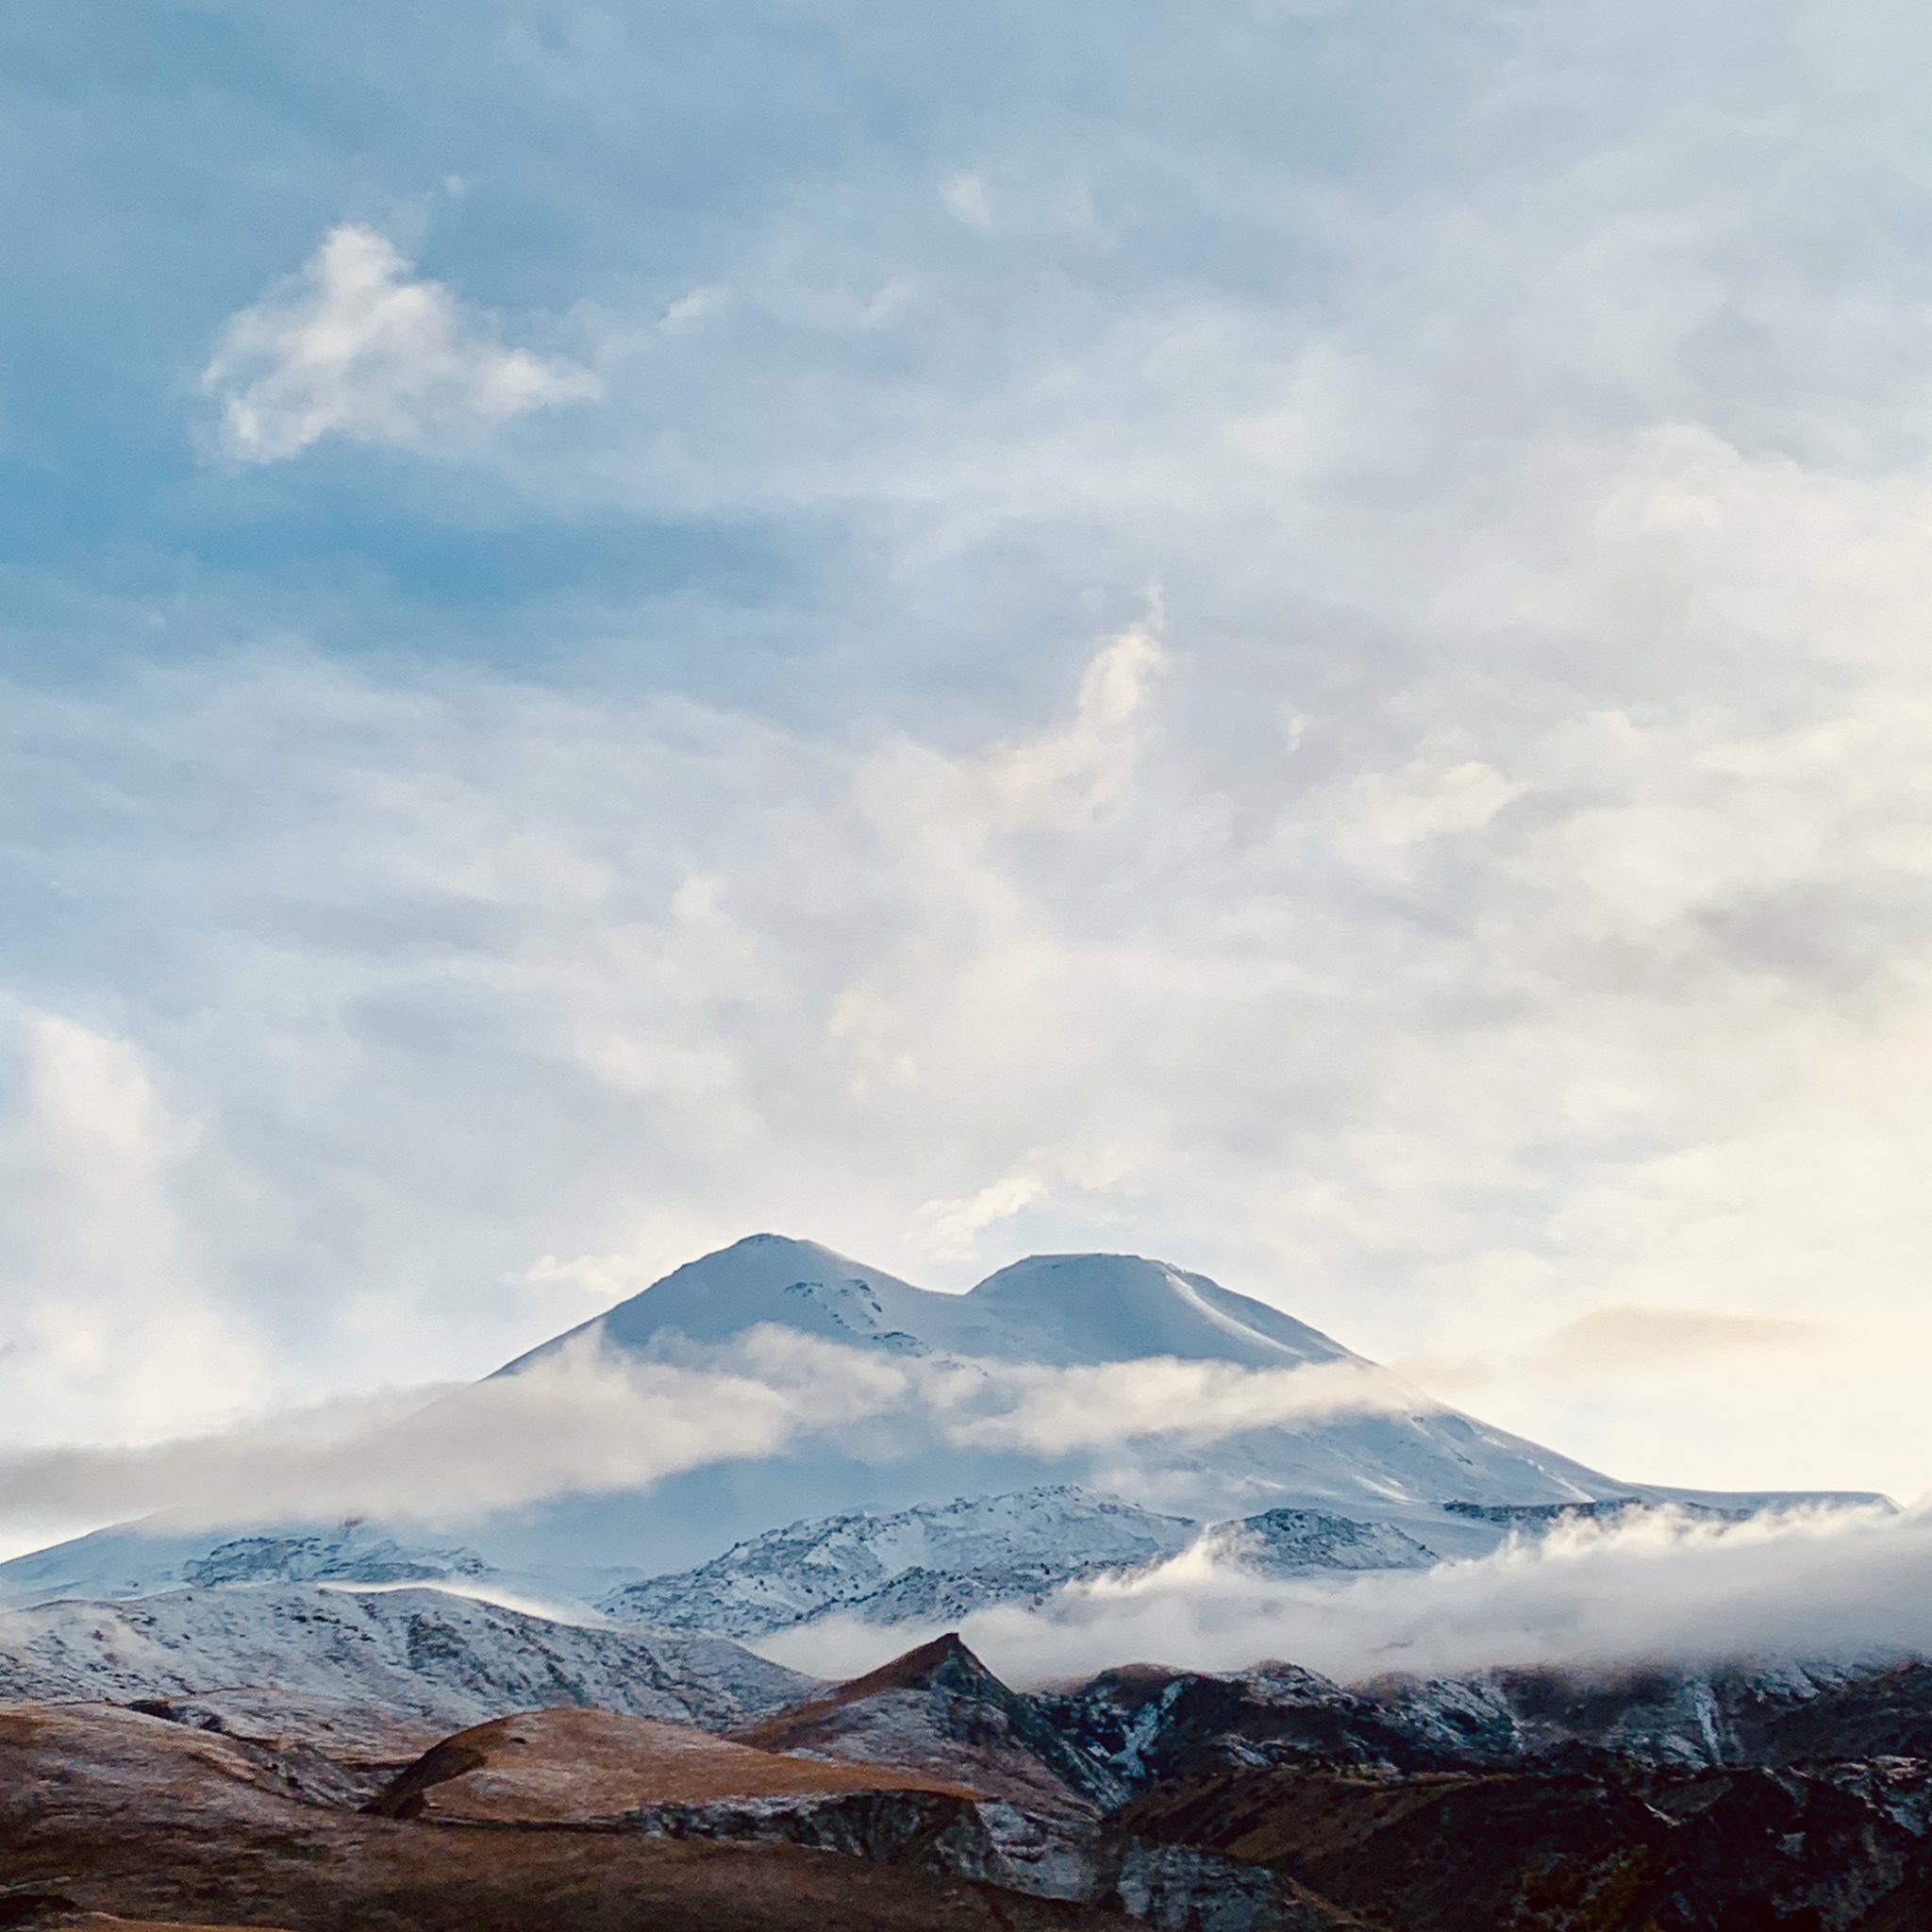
(0, 1233), (1884, 1626)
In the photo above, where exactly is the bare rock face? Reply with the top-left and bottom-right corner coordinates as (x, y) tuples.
(1114, 1758), (1932, 1932)
(624, 1788), (1361, 1928)
(182, 1532), (491, 1589)
(734, 1631), (1125, 1817)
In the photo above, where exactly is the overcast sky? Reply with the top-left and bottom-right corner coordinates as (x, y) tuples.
(5, 1), (1932, 1516)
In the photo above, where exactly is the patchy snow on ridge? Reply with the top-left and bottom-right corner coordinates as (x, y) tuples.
(0, 1583), (816, 1732)
(0, 1518), (512, 1613)
(1198, 1507), (1440, 1578)
(598, 1488), (1457, 1640)
(602, 1487), (1200, 1639)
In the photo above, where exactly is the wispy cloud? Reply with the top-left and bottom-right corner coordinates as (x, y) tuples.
(943, 1357), (1417, 1455)
(0, 1329), (1421, 1539)
(201, 225), (598, 462)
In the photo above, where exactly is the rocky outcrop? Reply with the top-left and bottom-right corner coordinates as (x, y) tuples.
(735, 1631), (1125, 1815)
(1203, 1509), (1437, 1577)
(626, 1787), (1359, 1927)
(1115, 1757), (1932, 1931)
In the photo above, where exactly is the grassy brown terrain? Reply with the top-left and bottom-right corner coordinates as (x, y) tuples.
(362, 1705), (976, 1822)
(0, 1702), (1124, 1932)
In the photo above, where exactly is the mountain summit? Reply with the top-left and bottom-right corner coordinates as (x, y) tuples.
(501, 1233), (1359, 1373)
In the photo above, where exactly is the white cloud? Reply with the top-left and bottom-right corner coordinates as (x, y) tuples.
(1338, 751), (1522, 846)
(0, 1007), (267, 1449)
(760, 1500), (1932, 1689)
(0, 1329), (1429, 1541)
(945, 1357), (1418, 1456)
(916, 1168), (1048, 1257)
(201, 224), (599, 462)
(0, 1336), (836, 1533)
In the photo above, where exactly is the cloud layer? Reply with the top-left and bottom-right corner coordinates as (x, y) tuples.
(761, 1502), (1932, 1690)
(0, 1330), (1412, 1540)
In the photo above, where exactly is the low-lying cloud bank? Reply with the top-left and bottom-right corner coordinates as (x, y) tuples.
(7, 1334), (1926, 1687)
(0, 1331), (1416, 1535)
(758, 1501), (1932, 1688)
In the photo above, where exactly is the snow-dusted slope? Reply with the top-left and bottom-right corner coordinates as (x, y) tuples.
(0, 1234), (1887, 1609)
(601, 1488), (1199, 1638)
(600, 1488), (1459, 1641)
(1205, 1507), (1439, 1578)
(0, 1583), (817, 1731)
(0, 1520), (508, 1612)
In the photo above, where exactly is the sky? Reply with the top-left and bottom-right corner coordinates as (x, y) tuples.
(6, 0), (1932, 1533)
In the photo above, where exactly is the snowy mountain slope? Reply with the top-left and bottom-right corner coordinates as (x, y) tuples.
(601, 1488), (1200, 1638)
(474, 1234), (1693, 1574)
(600, 1486), (1465, 1641)
(1204, 1507), (1438, 1577)
(504, 1234), (1361, 1374)
(0, 1520), (517, 1613)
(0, 1583), (817, 1731)
(0, 1234), (1887, 1610)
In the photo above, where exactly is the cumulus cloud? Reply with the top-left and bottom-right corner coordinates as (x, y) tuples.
(201, 225), (598, 461)
(940, 172), (995, 229)
(0, 1006), (269, 1452)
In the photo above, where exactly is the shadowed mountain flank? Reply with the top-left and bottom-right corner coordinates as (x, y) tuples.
(737, 1633), (1125, 1817)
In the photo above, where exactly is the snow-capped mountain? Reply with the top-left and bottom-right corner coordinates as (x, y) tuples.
(504, 1240), (1360, 1373)
(0, 1234), (1885, 1614)
(477, 1234), (1871, 1579)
